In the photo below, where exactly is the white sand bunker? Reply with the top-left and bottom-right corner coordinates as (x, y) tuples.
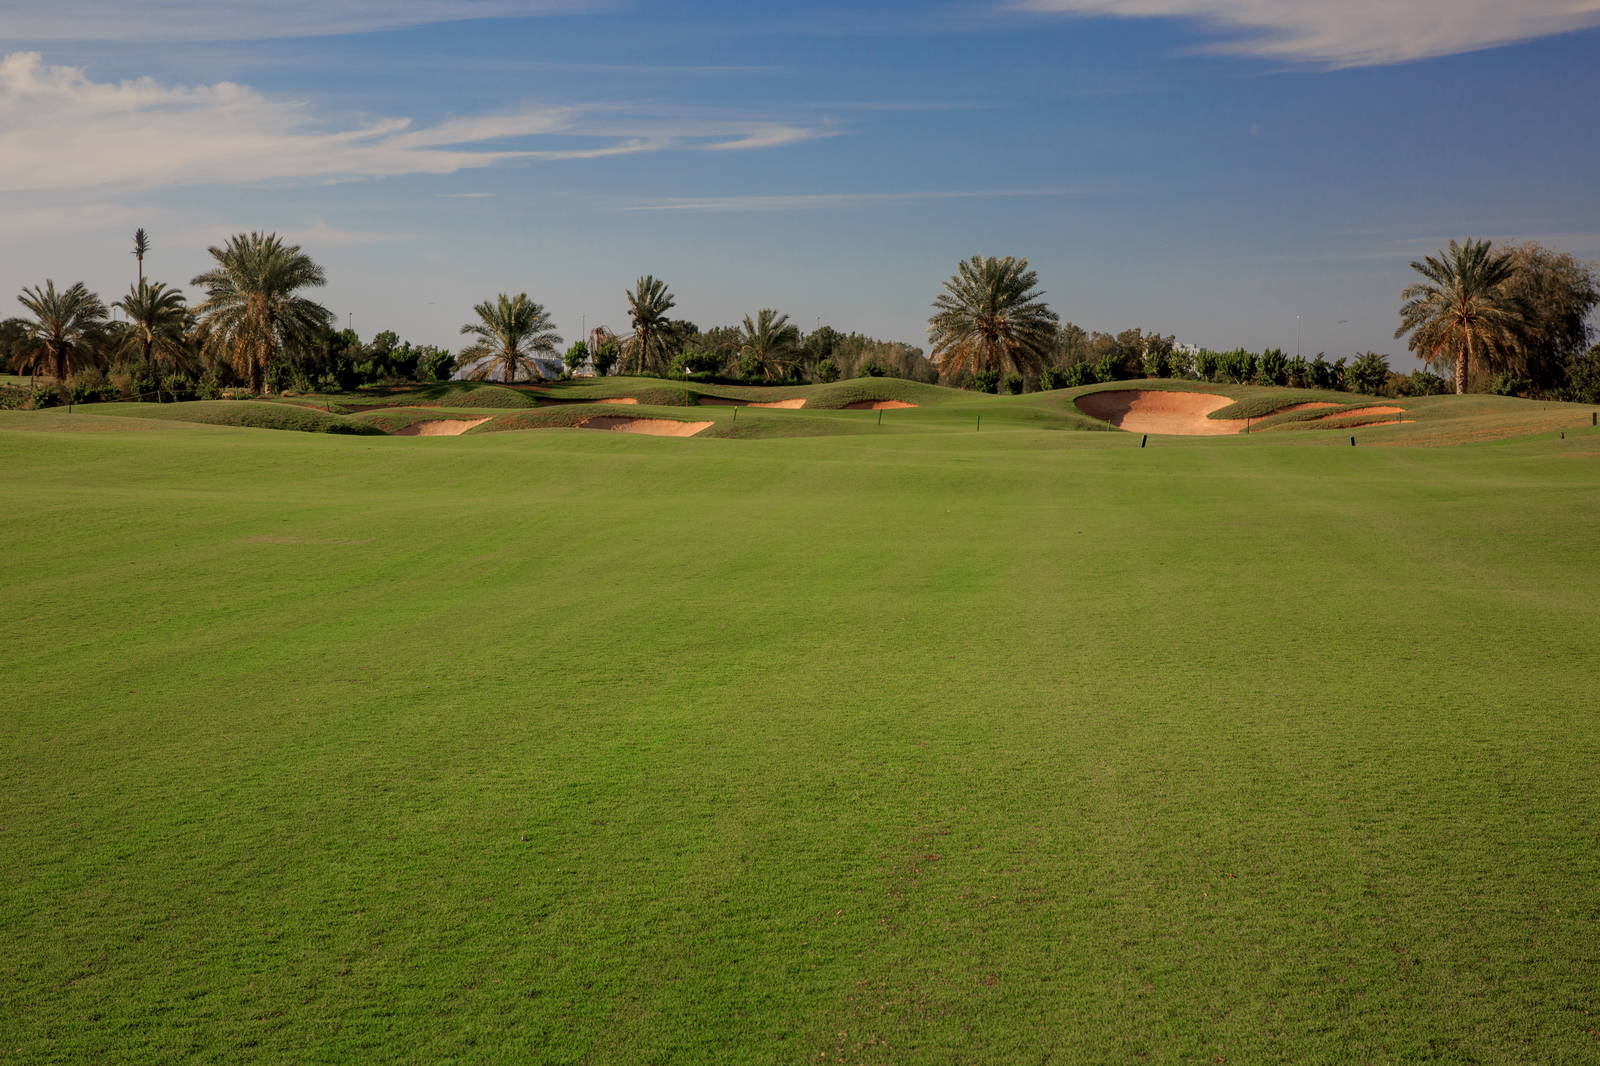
(843, 399), (916, 410)
(698, 397), (807, 408)
(578, 416), (713, 437)
(595, 397), (638, 405)
(1310, 405), (1405, 421)
(394, 418), (490, 436)
(1075, 390), (1246, 435)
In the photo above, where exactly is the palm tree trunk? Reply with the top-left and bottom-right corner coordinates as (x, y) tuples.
(1457, 332), (1471, 395)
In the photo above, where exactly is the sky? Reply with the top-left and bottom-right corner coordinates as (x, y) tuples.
(3, 0), (1599, 366)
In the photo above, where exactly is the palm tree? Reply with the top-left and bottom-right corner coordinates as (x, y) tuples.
(622, 275), (676, 375)
(132, 228), (150, 285)
(927, 255), (1058, 378)
(190, 232), (332, 394)
(459, 293), (561, 383)
(13, 280), (109, 380)
(113, 280), (190, 371)
(737, 309), (803, 381)
(1395, 238), (1525, 394)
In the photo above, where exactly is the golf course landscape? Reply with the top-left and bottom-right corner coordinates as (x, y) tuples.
(4, 381), (1599, 1063)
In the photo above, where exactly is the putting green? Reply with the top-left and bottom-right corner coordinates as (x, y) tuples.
(2, 402), (1599, 1064)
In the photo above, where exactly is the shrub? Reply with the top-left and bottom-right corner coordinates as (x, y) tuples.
(970, 369), (1000, 394)
(590, 342), (619, 378)
(1194, 350), (1220, 382)
(1346, 352), (1391, 395)
(1140, 347), (1168, 378)
(67, 369), (118, 405)
(858, 361), (887, 378)
(1490, 371), (1532, 396)
(1003, 372), (1025, 394)
(815, 358), (840, 383)
(1092, 355), (1123, 383)
(670, 348), (725, 378)
(419, 347), (457, 382)
(1218, 349), (1256, 384)
(1061, 362), (1099, 388)
(1285, 355), (1309, 388)
(1258, 348), (1289, 386)
(1167, 349), (1195, 380)
(563, 340), (589, 378)
(1038, 366), (1066, 391)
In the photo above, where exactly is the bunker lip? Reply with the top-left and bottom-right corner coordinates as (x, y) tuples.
(1311, 405), (1406, 421)
(842, 399), (916, 410)
(594, 397), (638, 405)
(393, 417), (491, 436)
(699, 397), (807, 408)
(577, 416), (713, 437)
(1074, 390), (1243, 435)
(1263, 401), (1341, 415)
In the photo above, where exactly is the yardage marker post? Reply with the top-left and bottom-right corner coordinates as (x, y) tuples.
(1350, 436), (1356, 447)
(1141, 434), (1147, 449)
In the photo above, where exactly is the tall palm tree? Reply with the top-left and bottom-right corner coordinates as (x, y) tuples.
(459, 293), (561, 383)
(1395, 238), (1525, 394)
(622, 275), (676, 375)
(737, 309), (803, 381)
(132, 228), (150, 285)
(190, 232), (332, 394)
(927, 255), (1058, 378)
(113, 280), (190, 371)
(13, 280), (109, 380)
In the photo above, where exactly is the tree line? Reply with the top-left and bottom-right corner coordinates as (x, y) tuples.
(6, 231), (1596, 409)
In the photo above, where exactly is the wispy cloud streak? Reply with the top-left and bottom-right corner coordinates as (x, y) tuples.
(623, 189), (1085, 213)
(6, 1), (609, 42)
(0, 53), (827, 193)
(1015, 0), (1600, 67)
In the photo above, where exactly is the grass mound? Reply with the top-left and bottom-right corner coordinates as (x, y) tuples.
(430, 385), (541, 409)
(65, 401), (384, 435)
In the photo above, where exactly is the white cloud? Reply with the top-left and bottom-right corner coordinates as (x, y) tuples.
(623, 189), (1084, 213)
(0, 53), (825, 193)
(1015, 0), (1600, 67)
(5, 1), (606, 42)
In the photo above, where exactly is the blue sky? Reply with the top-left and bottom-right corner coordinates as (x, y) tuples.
(4, 0), (1598, 366)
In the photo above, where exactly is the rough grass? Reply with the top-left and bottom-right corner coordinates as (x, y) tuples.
(54, 400), (385, 434)
(3, 417), (1600, 1064)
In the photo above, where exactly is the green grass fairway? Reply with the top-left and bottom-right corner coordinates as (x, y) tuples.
(3, 410), (1599, 1063)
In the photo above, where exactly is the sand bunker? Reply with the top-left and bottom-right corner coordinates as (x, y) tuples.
(578, 416), (713, 437)
(698, 397), (807, 408)
(843, 400), (917, 410)
(1310, 406), (1405, 421)
(1074, 390), (1246, 435)
(393, 418), (490, 437)
(1266, 402), (1341, 415)
(595, 397), (638, 405)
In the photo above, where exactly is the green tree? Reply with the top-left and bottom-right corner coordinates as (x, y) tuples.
(737, 309), (803, 382)
(458, 293), (561, 383)
(1498, 242), (1599, 393)
(132, 228), (150, 285)
(1346, 352), (1391, 395)
(622, 275), (676, 375)
(563, 340), (590, 377)
(113, 280), (190, 371)
(190, 232), (333, 394)
(13, 281), (109, 381)
(928, 255), (1058, 379)
(1395, 238), (1525, 394)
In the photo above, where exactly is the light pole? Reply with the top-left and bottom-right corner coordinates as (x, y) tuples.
(1296, 314), (1302, 359)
